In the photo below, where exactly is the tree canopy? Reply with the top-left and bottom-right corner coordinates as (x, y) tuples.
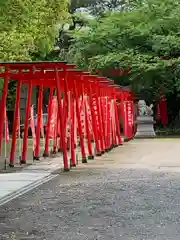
(67, 0), (180, 96)
(70, 0), (141, 14)
(1, 0), (180, 101)
(0, 0), (69, 61)
(0, 0), (69, 109)
(54, 0), (133, 59)
(70, 0), (124, 14)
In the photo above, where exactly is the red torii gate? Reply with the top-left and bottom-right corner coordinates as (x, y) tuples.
(0, 61), (135, 171)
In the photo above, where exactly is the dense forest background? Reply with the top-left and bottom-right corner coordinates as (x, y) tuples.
(1, 0), (180, 127)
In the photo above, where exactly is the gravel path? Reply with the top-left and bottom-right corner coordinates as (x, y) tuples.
(1, 139), (180, 239)
(1, 168), (180, 239)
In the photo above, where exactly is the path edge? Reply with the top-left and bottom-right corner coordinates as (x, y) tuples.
(0, 169), (62, 207)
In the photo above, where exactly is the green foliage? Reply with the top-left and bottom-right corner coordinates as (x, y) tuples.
(49, 0), (138, 62)
(6, 81), (17, 110)
(70, 0), (141, 14)
(67, 0), (180, 96)
(0, 0), (69, 61)
(0, 0), (69, 109)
